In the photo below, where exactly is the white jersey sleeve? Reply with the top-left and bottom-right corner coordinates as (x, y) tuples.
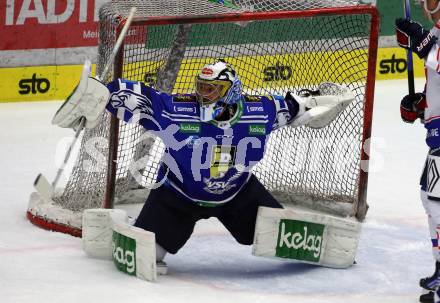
(422, 22), (440, 148)
(425, 22), (440, 73)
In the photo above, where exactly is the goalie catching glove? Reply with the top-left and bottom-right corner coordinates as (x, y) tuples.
(52, 60), (110, 130)
(289, 82), (355, 129)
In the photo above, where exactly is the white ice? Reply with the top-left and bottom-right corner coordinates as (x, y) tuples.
(0, 79), (433, 303)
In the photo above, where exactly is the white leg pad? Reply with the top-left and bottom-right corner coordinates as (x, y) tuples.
(82, 208), (127, 259)
(252, 206), (361, 268)
(82, 209), (157, 281)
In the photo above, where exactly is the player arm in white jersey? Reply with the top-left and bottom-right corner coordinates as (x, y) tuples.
(395, 17), (438, 124)
(426, 21), (440, 73)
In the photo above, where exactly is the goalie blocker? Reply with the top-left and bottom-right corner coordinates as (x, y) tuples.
(253, 207), (361, 268)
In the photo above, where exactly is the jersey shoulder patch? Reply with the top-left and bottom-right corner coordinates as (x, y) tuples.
(243, 94), (275, 103)
(243, 95), (265, 103)
(162, 93), (199, 118)
(172, 94), (198, 103)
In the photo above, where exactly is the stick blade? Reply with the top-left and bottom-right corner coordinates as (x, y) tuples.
(33, 173), (54, 201)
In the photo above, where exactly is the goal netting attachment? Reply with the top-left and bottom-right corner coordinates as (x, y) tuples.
(27, 0), (379, 237)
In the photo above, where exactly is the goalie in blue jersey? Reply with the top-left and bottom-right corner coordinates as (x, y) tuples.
(53, 59), (354, 269)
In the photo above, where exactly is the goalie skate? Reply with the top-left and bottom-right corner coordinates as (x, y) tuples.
(420, 291), (434, 303)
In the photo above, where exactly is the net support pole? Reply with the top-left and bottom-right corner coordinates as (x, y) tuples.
(355, 6), (380, 221)
(103, 16), (132, 209)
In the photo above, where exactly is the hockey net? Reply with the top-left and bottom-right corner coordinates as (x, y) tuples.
(27, 0), (379, 237)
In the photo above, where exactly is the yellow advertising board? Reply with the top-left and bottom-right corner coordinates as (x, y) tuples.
(0, 47), (427, 103)
(376, 47), (425, 81)
(0, 65), (96, 103)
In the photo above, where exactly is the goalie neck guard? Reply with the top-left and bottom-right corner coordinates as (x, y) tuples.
(195, 60), (242, 122)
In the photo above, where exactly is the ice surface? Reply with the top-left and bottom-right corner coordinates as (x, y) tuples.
(0, 79), (433, 303)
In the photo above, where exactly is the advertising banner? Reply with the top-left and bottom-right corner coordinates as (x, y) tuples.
(0, 64), (95, 102)
(376, 48), (425, 81)
(0, 47), (426, 103)
(1, 0), (107, 50)
(0, 1), (431, 51)
(0, 1), (430, 103)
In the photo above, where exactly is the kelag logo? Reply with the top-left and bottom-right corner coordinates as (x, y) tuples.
(379, 54), (407, 74)
(276, 219), (325, 263)
(18, 74), (50, 95)
(263, 62), (293, 81)
(112, 231), (137, 276)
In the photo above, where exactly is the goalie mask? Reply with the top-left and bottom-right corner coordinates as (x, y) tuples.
(195, 60), (242, 122)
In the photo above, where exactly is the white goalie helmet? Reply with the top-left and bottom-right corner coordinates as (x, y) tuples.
(195, 60), (242, 122)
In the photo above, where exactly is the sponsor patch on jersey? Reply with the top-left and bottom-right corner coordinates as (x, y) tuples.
(248, 124), (266, 135)
(243, 95), (264, 103)
(210, 145), (236, 179)
(216, 134), (234, 139)
(203, 178), (237, 195)
(179, 123), (201, 134)
(172, 94), (198, 103)
(173, 105), (196, 113)
(246, 105), (264, 112)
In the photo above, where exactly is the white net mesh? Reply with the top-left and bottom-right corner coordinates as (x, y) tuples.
(50, 0), (377, 225)
(234, 0), (369, 11)
(108, 0), (369, 16)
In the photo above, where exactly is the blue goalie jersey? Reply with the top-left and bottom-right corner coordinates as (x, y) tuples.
(106, 79), (298, 206)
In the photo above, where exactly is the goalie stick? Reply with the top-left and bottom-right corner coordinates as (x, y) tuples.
(33, 7), (138, 202)
(34, 117), (85, 201)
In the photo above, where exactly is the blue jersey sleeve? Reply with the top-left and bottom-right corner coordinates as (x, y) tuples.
(106, 79), (169, 131)
(269, 92), (300, 130)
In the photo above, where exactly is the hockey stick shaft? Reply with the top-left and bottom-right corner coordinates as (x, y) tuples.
(53, 7), (137, 188)
(403, 0), (415, 95)
(36, 7), (137, 195)
(51, 117), (86, 188)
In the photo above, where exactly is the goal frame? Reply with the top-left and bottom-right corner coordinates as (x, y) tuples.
(105, 6), (380, 218)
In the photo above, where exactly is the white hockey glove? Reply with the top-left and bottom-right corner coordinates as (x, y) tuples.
(52, 60), (110, 130)
(290, 82), (355, 129)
